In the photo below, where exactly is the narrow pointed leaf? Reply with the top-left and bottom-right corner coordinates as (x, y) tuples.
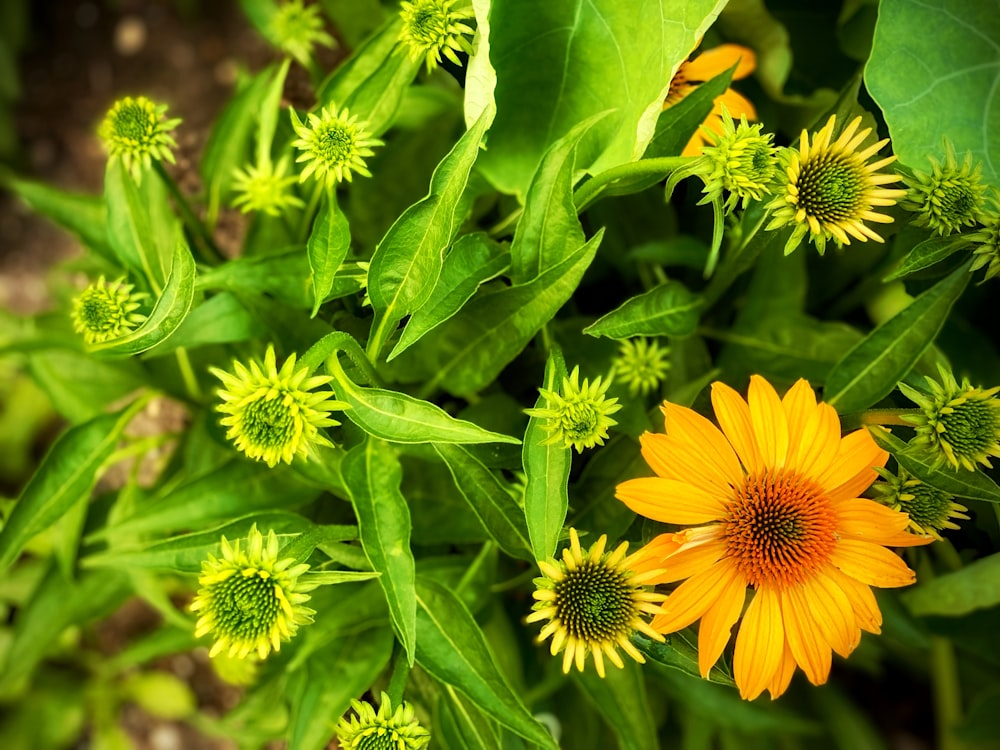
(523, 350), (570, 561)
(415, 577), (557, 749)
(575, 661), (658, 750)
(307, 194), (352, 317)
(367, 110), (492, 357)
(432, 443), (533, 560)
(585, 280), (703, 339)
(342, 439), (417, 663)
(824, 264), (970, 413)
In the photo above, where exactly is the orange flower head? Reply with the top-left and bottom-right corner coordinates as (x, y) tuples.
(664, 44), (757, 158)
(615, 375), (932, 700)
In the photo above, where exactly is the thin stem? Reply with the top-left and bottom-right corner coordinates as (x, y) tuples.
(299, 180), (325, 240)
(154, 162), (224, 264)
(486, 206), (524, 239)
(175, 347), (202, 400)
(930, 636), (964, 750)
(573, 156), (689, 213)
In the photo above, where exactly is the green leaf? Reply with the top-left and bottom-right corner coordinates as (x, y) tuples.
(477, 0), (728, 197)
(884, 235), (974, 281)
(197, 246), (314, 308)
(367, 109), (492, 358)
(307, 194), (352, 317)
(82, 513), (332, 572)
(575, 661), (658, 750)
(585, 280), (703, 339)
(201, 63), (284, 222)
(437, 685), (503, 750)
(342, 439), (417, 663)
(633, 632), (735, 686)
(408, 230), (603, 397)
(101, 460), (323, 538)
(144, 291), (262, 357)
(510, 113), (607, 282)
(6, 176), (111, 261)
(286, 628), (394, 750)
(903, 552), (1000, 616)
(415, 577), (557, 749)
(824, 264), (970, 413)
(868, 427), (1000, 503)
(388, 233), (509, 360)
(104, 159), (159, 278)
(523, 351), (570, 562)
(26, 348), (147, 424)
(332, 369), (521, 445)
(317, 17), (403, 107)
(0, 402), (140, 571)
(0, 562), (131, 692)
(463, 0), (497, 129)
(866, 0), (1000, 187)
(431, 443), (533, 561)
(90, 238), (197, 355)
(643, 68), (733, 161)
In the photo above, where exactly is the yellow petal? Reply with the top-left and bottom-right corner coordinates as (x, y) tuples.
(616, 477), (729, 525)
(661, 401), (744, 487)
(782, 380), (841, 480)
(698, 572), (747, 677)
(781, 584), (832, 686)
(654, 538), (728, 584)
(639, 432), (737, 496)
(685, 44), (756, 82)
(734, 586), (785, 701)
(819, 429), (889, 501)
(767, 641), (797, 699)
(715, 87), (757, 121)
(652, 560), (742, 634)
(836, 498), (911, 541)
(802, 573), (860, 657)
(712, 380), (763, 474)
(749, 375), (789, 467)
(822, 564), (882, 633)
(830, 539), (916, 588)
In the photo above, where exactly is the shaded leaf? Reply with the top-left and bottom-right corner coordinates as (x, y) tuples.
(307, 194), (352, 317)
(903, 552), (1000, 616)
(884, 234), (974, 281)
(585, 281), (703, 339)
(575, 661), (658, 750)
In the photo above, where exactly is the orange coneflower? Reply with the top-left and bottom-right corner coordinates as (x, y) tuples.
(616, 375), (931, 700)
(664, 43), (757, 157)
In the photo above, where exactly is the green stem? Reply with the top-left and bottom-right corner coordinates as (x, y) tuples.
(839, 408), (920, 431)
(175, 347), (202, 400)
(299, 180), (325, 240)
(154, 162), (224, 264)
(573, 156), (688, 213)
(931, 636), (964, 750)
(701, 206), (768, 309)
(486, 206), (524, 239)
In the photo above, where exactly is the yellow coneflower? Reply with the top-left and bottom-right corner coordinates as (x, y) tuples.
(525, 366), (622, 453)
(231, 157), (304, 216)
(765, 114), (906, 255)
(615, 375), (931, 700)
(190, 525), (316, 660)
(209, 345), (347, 467)
(267, 0), (335, 67)
(612, 338), (671, 397)
(900, 141), (986, 236)
(526, 528), (666, 678)
(872, 467), (970, 539)
(98, 95), (181, 181)
(398, 0), (475, 73)
(70, 276), (147, 344)
(663, 44), (758, 158)
(289, 104), (383, 187)
(335, 692), (430, 750)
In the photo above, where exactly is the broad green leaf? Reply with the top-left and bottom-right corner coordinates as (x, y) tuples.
(286, 628), (394, 750)
(197, 246), (314, 308)
(201, 63), (283, 222)
(634, 632), (735, 686)
(307, 193), (352, 317)
(868, 427), (1000, 503)
(432, 443), (533, 561)
(437, 685), (503, 750)
(478, 0), (728, 197)
(884, 235), (974, 281)
(367, 110), (492, 358)
(510, 113), (607, 282)
(332, 370), (521, 445)
(0, 562), (130, 692)
(104, 159), (158, 279)
(90, 239), (197, 355)
(256, 58), (291, 166)
(389, 233), (509, 360)
(415, 577), (557, 749)
(101, 460), (323, 538)
(866, 0), (1000, 187)
(824, 264), (970, 413)
(82, 513), (333, 572)
(575, 661), (658, 750)
(903, 552), (1000, 616)
(643, 68), (733, 162)
(342, 439), (417, 663)
(317, 17), (403, 106)
(523, 351), (570, 562)
(585, 280), (703, 339)
(26, 348), (147, 424)
(6, 176), (111, 260)
(0, 401), (141, 570)
(409, 230), (603, 397)
(145, 291), (262, 357)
